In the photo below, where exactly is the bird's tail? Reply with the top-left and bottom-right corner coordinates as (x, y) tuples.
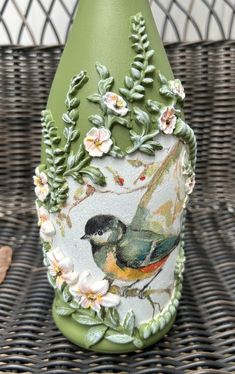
(149, 234), (181, 263)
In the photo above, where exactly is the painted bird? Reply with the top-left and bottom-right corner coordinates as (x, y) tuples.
(81, 215), (180, 289)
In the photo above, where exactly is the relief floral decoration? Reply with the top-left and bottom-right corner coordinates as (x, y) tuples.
(70, 270), (120, 312)
(33, 12), (196, 348)
(84, 127), (113, 157)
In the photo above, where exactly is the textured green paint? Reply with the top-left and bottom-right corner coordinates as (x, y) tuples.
(53, 298), (176, 354)
(42, 0), (174, 162)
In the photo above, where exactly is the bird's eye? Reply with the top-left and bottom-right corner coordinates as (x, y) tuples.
(97, 230), (103, 236)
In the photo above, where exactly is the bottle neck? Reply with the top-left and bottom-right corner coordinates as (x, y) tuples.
(77, 0), (151, 20)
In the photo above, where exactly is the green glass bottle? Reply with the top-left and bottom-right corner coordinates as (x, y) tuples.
(34, 0), (196, 353)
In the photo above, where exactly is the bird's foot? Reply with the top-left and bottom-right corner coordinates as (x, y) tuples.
(138, 285), (151, 299)
(121, 285), (132, 298)
(139, 290), (146, 299)
(121, 280), (140, 297)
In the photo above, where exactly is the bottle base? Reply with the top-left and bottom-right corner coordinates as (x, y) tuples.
(52, 296), (177, 354)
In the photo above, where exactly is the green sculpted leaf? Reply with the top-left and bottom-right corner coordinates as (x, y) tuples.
(80, 166), (106, 186)
(134, 107), (151, 132)
(41, 110), (68, 212)
(139, 141), (162, 155)
(92, 62), (114, 96)
(87, 93), (101, 103)
(47, 273), (56, 288)
(119, 13), (156, 103)
(56, 305), (74, 316)
(55, 296), (74, 316)
(63, 127), (80, 144)
(146, 100), (162, 114)
(106, 334), (134, 344)
(96, 62), (110, 79)
(150, 320), (160, 334)
(63, 71), (89, 153)
(84, 325), (108, 348)
(109, 143), (125, 158)
(123, 311), (135, 336)
(127, 107), (162, 155)
(88, 114), (105, 127)
(62, 112), (75, 125)
(107, 116), (131, 130)
(124, 76), (134, 89)
(69, 299), (80, 310)
(62, 285), (72, 303)
(158, 72), (168, 84)
(142, 77), (154, 85)
(139, 323), (152, 340)
(64, 145), (105, 186)
(65, 146), (85, 171)
(72, 313), (103, 326)
(98, 76), (114, 96)
(105, 308), (120, 327)
(133, 337), (144, 348)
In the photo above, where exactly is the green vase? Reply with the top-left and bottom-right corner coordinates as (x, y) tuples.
(34, 0), (196, 353)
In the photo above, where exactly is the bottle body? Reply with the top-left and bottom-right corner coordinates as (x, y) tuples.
(35, 0), (196, 353)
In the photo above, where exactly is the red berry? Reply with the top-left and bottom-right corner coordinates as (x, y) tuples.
(140, 176), (146, 181)
(118, 177), (125, 186)
(115, 176), (125, 186)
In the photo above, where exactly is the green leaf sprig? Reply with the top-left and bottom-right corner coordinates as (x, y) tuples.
(119, 12), (156, 102)
(63, 71), (88, 153)
(41, 110), (68, 212)
(127, 107), (162, 155)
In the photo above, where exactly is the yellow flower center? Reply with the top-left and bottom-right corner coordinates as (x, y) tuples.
(115, 97), (124, 109)
(54, 263), (62, 276)
(86, 137), (103, 147)
(35, 176), (44, 187)
(86, 292), (102, 302)
(94, 139), (103, 147)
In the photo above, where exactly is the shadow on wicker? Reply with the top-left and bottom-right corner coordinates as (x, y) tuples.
(0, 42), (234, 373)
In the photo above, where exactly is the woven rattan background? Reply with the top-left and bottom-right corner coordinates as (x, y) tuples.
(0, 42), (235, 373)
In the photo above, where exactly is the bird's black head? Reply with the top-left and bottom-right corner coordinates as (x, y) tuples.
(81, 215), (126, 245)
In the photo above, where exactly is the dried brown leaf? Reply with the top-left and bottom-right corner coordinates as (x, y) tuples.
(0, 246), (13, 284)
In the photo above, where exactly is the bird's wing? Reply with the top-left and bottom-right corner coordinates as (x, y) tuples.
(117, 232), (180, 269)
(126, 228), (165, 242)
(144, 236), (180, 266)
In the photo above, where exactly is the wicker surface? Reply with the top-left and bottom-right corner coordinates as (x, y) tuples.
(0, 42), (234, 373)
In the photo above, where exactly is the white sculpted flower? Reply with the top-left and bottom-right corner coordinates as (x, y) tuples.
(84, 127), (113, 157)
(36, 204), (56, 242)
(103, 92), (128, 116)
(47, 247), (78, 290)
(168, 79), (185, 101)
(33, 167), (49, 202)
(159, 107), (177, 135)
(70, 270), (120, 312)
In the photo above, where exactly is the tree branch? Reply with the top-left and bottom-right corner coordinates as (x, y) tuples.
(138, 141), (183, 210)
(110, 284), (174, 299)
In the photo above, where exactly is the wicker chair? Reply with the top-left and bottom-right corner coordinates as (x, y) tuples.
(0, 1), (234, 373)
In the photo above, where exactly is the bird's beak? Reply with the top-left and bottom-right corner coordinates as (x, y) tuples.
(80, 234), (89, 240)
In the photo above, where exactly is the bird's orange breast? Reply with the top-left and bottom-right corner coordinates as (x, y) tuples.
(104, 252), (167, 281)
